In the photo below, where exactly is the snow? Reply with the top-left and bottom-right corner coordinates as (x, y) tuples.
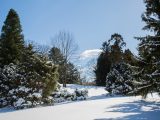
(18, 86), (30, 92)
(0, 84), (160, 120)
(13, 98), (25, 108)
(64, 84), (107, 97)
(32, 93), (42, 98)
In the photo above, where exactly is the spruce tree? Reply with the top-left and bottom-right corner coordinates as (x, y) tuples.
(106, 62), (134, 95)
(135, 0), (160, 97)
(0, 9), (25, 66)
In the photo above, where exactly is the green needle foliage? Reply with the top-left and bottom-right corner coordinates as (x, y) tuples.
(0, 9), (25, 66)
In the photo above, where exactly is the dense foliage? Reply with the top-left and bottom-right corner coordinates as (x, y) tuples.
(0, 9), (25, 66)
(134, 0), (160, 98)
(49, 47), (80, 85)
(106, 62), (134, 95)
(95, 34), (131, 86)
(95, 34), (136, 95)
(0, 9), (58, 109)
(95, 0), (160, 96)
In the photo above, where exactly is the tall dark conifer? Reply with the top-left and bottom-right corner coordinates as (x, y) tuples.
(136, 0), (160, 97)
(95, 33), (126, 86)
(0, 9), (25, 66)
(109, 33), (126, 65)
(94, 39), (111, 86)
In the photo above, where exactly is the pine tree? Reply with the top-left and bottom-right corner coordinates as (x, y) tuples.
(0, 9), (25, 66)
(135, 0), (160, 98)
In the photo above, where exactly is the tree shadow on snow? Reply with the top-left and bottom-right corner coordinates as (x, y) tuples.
(0, 107), (15, 113)
(94, 100), (160, 120)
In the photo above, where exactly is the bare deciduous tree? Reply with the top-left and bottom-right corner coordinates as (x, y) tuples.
(36, 44), (50, 56)
(51, 31), (78, 87)
(25, 40), (50, 57)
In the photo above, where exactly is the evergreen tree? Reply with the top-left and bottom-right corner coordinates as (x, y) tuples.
(95, 33), (125, 86)
(65, 62), (80, 84)
(49, 47), (64, 65)
(21, 44), (59, 105)
(104, 34), (135, 95)
(109, 33), (126, 65)
(106, 62), (134, 95)
(94, 51), (111, 86)
(0, 9), (25, 66)
(49, 47), (80, 84)
(135, 0), (160, 98)
(0, 10), (59, 109)
(123, 49), (135, 65)
(0, 44), (59, 109)
(94, 37), (112, 86)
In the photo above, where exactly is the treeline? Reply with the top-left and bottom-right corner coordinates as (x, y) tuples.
(0, 9), (80, 109)
(95, 0), (160, 98)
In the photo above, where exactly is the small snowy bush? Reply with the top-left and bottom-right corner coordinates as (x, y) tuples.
(75, 89), (88, 100)
(52, 88), (88, 103)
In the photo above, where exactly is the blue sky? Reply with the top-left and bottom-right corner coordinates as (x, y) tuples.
(0, 0), (146, 56)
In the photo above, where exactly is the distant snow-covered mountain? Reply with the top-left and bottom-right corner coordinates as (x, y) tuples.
(75, 49), (102, 82)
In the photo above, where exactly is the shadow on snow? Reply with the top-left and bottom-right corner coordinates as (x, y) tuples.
(94, 100), (160, 120)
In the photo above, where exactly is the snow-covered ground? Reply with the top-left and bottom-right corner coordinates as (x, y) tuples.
(0, 84), (160, 120)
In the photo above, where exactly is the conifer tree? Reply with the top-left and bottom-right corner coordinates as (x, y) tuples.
(109, 33), (126, 65)
(49, 47), (64, 65)
(0, 9), (25, 66)
(0, 9), (59, 109)
(49, 47), (80, 84)
(21, 44), (59, 105)
(95, 33), (125, 86)
(123, 49), (135, 65)
(105, 34), (135, 95)
(135, 0), (160, 97)
(65, 62), (80, 84)
(106, 62), (134, 95)
(94, 51), (111, 86)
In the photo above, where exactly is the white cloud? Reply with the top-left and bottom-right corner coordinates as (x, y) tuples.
(80, 49), (102, 60)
